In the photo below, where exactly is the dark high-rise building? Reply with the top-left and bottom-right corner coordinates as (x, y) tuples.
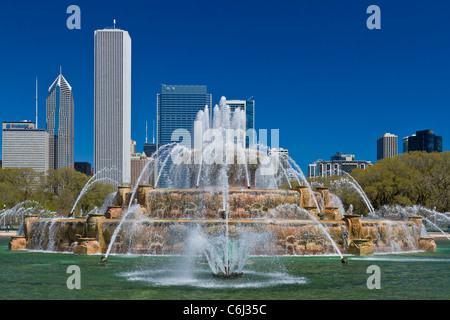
(403, 129), (443, 153)
(74, 162), (92, 176)
(143, 143), (157, 158)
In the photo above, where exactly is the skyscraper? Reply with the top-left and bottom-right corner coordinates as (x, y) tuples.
(143, 120), (157, 158)
(156, 85), (211, 187)
(226, 99), (255, 148)
(157, 85), (212, 147)
(94, 27), (132, 185)
(403, 129), (443, 153)
(377, 133), (398, 161)
(46, 69), (74, 169)
(74, 162), (92, 176)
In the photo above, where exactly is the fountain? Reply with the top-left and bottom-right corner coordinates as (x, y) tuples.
(7, 97), (439, 280)
(69, 168), (120, 218)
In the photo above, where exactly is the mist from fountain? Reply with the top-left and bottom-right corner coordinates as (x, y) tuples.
(284, 157), (344, 259)
(423, 217), (450, 241)
(1, 201), (58, 235)
(365, 204), (450, 244)
(99, 193), (118, 215)
(104, 142), (180, 259)
(328, 174), (375, 216)
(70, 175), (120, 217)
(341, 171), (375, 214)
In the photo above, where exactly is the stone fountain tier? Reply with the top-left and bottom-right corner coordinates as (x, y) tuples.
(9, 236), (27, 251)
(14, 213), (437, 256)
(9, 187), (437, 257)
(107, 187), (344, 221)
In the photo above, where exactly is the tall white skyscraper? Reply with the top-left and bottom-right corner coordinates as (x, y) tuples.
(94, 27), (132, 185)
(46, 70), (74, 170)
(377, 133), (398, 161)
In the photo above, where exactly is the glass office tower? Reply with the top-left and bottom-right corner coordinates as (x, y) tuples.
(156, 85), (212, 187)
(157, 85), (212, 147)
(46, 71), (74, 169)
(403, 129), (443, 153)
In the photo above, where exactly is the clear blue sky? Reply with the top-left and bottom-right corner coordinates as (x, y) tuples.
(0, 0), (448, 172)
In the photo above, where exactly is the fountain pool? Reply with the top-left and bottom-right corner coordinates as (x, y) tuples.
(1, 237), (449, 300)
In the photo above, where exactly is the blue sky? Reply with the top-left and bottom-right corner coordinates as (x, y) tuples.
(0, 0), (448, 172)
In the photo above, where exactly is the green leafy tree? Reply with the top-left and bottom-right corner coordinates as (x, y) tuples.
(352, 151), (449, 212)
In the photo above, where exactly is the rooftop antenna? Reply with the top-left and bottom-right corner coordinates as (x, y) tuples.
(153, 120), (155, 144)
(145, 121), (148, 144)
(35, 77), (38, 128)
(60, 65), (62, 75)
(113, 19), (116, 29)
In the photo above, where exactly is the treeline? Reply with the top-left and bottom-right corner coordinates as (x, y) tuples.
(352, 151), (449, 213)
(292, 151), (449, 214)
(0, 167), (116, 216)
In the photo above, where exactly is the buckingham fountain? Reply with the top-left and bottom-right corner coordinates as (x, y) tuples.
(8, 97), (438, 278)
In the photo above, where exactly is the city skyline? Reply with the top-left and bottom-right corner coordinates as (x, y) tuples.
(0, 1), (448, 173)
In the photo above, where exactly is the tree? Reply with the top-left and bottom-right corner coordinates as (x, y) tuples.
(352, 151), (449, 212)
(0, 168), (41, 206)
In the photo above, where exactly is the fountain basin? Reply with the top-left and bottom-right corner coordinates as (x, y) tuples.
(16, 215), (436, 256)
(10, 188), (437, 257)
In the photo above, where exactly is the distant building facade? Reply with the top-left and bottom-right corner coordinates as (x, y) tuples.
(403, 129), (443, 153)
(307, 152), (373, 178)
(226, 99), (255, 148)
(377, 133), (398, 161)
(2, 121), (50, 173)
(130, 140), (154, 186)
(131, 156), (150, 186)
